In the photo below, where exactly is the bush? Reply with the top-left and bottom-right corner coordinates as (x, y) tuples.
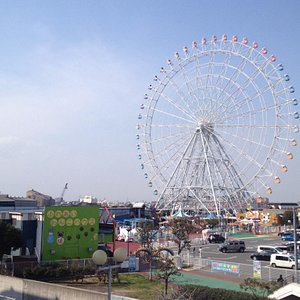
(177, 285), (268, 300)
(23, 264), (95, 281)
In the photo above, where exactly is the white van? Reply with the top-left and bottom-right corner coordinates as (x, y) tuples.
(257, 245), (286, 254)
(270, 253), (300, 269)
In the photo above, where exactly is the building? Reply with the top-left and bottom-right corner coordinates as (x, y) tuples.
(26, 189), (55, 207)
(0, 193), (37, 210)
(79, 195), (98, 204)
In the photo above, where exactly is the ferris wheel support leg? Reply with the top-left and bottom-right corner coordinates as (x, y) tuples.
(199, 129), (219, 216)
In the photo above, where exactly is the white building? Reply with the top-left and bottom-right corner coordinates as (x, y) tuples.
(79, 195), (97, 204)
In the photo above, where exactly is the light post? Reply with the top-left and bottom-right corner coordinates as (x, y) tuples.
(126, 225), (132, 256)
(293, 207), (298, 283)
(92, 248), (127, 300)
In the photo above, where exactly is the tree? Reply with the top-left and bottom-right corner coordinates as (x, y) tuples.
(0, 221), (23, 260)
(240, 278), (278, 299)
(156, 255), (180, 296)
(281, 210), (297, 226)
(169, 218), (193, 254)
(137, 220), (155, 249)
(205, 218), (219, 229)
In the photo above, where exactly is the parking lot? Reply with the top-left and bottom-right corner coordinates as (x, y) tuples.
(198, 235), (282, 266)
(181, 234), (300, 284)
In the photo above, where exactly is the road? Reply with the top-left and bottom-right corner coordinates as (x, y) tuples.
(198, 235), (282, 267)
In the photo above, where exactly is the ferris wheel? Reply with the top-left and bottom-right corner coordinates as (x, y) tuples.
(136, 34), (299, 215)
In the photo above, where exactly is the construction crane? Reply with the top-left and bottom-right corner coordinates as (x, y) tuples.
(60, 183), (68, 202)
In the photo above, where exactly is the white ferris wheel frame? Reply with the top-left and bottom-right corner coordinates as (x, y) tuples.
(137, 35), (299, 215)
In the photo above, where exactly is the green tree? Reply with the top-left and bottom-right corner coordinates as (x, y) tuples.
(281, 210), (297, 226)
(156, 256), (180, 296)
(169, 218), (193, 254)
(137, 220), (155, 248)
(205, 218), (219, 229)
(0, 221), (23, 260)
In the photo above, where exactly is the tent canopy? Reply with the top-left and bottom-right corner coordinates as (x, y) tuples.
(172, 210), (190, 218)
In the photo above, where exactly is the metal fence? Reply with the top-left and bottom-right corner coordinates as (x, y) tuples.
(179, 253), (299, 284)
(0, 257), (135, 280)
(0, 258), (98, 278)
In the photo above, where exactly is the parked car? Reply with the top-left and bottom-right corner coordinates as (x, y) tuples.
(250, 251), (272, 261)
(281, 231), (300, 241)
(270, 253), (300, 269)
(278, 231), (292, 237)
(285, 242), (300, 252)
(257, 245), (286, 254)
(282, 233), (294, 241)
(208, 234), (225, 243)
(218, 240), (245, 253)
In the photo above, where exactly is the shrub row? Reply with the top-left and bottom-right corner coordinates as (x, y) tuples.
(23, 264), (95, 281)
(178, 285), (268, 300)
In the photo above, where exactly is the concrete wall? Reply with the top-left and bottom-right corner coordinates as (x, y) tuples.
(0, 276), (23, 300)
(0, 275), (137, 300)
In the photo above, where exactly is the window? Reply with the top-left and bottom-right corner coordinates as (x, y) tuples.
(276, 256), (288, 261)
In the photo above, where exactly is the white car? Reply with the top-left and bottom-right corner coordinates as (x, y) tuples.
(270, 253), (300, 269)
(257, 245), (286, 254)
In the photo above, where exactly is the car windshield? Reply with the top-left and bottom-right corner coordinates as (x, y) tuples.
(275, 247), (284, 252)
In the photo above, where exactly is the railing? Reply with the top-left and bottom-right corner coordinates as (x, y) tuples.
(181, 255), (299, 284)
(0, 257), (132, 279)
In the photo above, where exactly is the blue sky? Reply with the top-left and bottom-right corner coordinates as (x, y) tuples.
(0, 0), (299, 203)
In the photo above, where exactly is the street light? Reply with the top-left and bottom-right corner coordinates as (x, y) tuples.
(126, 225), (132, 256)
(293, 207), (299, 283)
(92, 248), (127, 300)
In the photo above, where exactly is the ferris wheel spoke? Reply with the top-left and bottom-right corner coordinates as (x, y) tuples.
(214, 55), (248, 105)
(161, 66), (199, 119)
(216, 126), (271, 151)
(149, 123), (193, 129)
(147, 135), (191, 179)
(220, 61), (275, 114)
(146, 128), (192, 145)
(220, 93), (275, 122)
(193, 51), (211, 114)
(145, 132), (192, 168)
(178, 56), (205, 116)
(158, 91), (199, 122)
(211, 129), (268, 178)
(151, 107), (196, 124)
(215, 51), (273, 114)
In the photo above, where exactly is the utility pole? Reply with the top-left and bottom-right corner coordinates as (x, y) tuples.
(293, 207), (298, 283)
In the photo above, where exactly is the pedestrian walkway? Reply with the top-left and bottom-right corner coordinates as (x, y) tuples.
(171, 270), (243, 292)
(229, 232), (277, 240)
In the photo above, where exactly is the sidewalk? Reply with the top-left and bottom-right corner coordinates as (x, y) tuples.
(228, 232), (277, 240)
(171, 269), (244, 292)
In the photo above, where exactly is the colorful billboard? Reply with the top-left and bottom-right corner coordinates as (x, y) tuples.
(42, 206), (99, 261)
(211, 261), (240, 274)
(253, 260), (262, 279)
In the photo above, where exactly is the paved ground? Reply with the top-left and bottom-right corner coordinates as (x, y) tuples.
(171, 270), (243, 292)
(108, 232), (279, 294)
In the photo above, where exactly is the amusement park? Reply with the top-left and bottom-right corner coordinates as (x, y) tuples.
(0, 32), (299, 300)
(0, 2), (300, 300)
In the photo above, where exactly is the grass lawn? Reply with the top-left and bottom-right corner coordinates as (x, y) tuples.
(62, 273), (166, 300)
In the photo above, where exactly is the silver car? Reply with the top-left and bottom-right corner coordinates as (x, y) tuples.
(218, 240), (246, 253)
